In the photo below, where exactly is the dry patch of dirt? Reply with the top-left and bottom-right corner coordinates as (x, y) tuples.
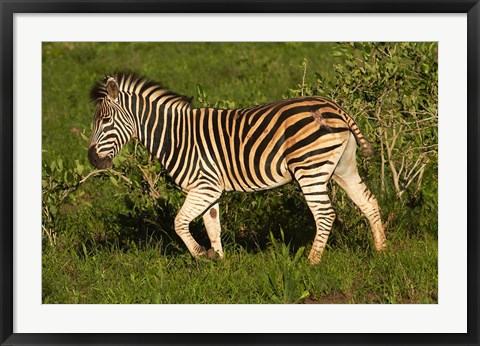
(303, 292), (349, 304)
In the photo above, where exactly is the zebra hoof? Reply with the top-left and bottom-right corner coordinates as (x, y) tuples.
(307, 249), (324, 265)
(194, 246), (208, 259)
(206, 248), (217, 260)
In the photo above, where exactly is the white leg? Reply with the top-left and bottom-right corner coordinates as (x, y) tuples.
(202, 203), (223, 259)
(333, 134), (386, 251)
(174, 189), (222, 258)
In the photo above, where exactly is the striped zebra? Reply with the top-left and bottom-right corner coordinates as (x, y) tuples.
(88, 73), (386, 264)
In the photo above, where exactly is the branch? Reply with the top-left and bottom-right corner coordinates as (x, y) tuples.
(136, 164), (162, 199)
(300, 58), (308, 97)
(404, 163), (427, 191)
(79, 168), (132, 186)
(404, 155), (424, 181)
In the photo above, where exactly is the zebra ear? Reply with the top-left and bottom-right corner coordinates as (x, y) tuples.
(105, 77), (119, 101)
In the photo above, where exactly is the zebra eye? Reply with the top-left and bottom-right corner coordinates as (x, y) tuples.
(101, 116), (112, 124)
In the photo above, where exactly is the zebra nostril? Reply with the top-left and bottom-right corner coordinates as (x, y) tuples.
(88, 146), (99, 167)
(88, 145), (113, 169)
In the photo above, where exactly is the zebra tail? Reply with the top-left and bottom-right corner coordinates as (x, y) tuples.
(345, 117), (374, 157)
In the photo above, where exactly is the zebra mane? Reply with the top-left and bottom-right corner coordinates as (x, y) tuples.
(90, 72), (193, 108)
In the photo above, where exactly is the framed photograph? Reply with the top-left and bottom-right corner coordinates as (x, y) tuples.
(1, 1), (478, 345)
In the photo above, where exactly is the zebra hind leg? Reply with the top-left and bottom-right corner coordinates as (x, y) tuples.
(289, 152), (348, 264)
(333, 134), (387, 251)
(299, 180), (336, 264)
(202, 202), (223, 259)
(333, 174), (387, 251)
(174, 189), (222, 259)
(293, 165), (340, 264)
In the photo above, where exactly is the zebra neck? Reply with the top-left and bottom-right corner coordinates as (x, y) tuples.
(136, 102), (190, 172)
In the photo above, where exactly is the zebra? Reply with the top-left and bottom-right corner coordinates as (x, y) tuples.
(88, 73), (387, 264)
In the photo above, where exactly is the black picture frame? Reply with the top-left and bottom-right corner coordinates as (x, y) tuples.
(1, 1), (478, 345)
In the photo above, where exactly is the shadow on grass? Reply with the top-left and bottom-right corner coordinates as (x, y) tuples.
(77, 196), (320, 260)
(75, 185), (391, 261)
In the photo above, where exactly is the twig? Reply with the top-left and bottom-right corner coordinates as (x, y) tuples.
(403, 163), (427, 192)
(136, 164), (161, 199)
(301, 58), (308, 97)
(79, 168), (132, 186)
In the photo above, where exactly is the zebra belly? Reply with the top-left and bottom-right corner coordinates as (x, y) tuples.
(224, 174), (293, 192)
(222, 159), (293, 192)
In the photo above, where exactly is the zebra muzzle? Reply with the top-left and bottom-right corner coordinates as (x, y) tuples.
(88, 145), (113, 169)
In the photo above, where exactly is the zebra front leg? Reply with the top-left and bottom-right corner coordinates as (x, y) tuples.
(174, 189), (222, 259)
(202, 203), (223, 259)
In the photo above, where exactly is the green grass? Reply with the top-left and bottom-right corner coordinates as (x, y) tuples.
(42, 42), (438, 304)
(42, 233), (437, 304)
